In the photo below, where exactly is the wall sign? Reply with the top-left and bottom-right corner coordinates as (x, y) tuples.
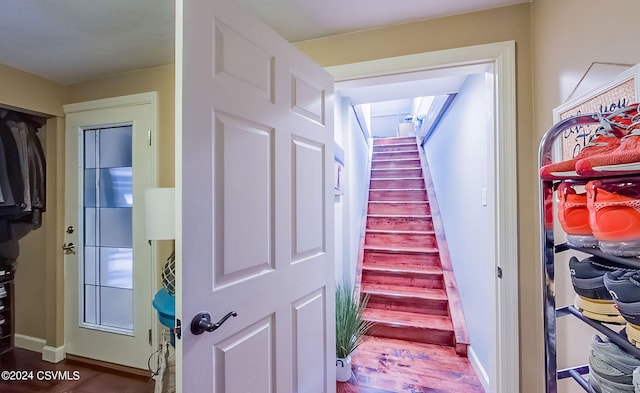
(553, 65), (640, 161)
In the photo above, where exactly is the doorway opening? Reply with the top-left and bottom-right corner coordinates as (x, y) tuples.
(328, 41), (518, 393)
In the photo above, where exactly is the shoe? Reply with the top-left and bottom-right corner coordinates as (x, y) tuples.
(633, 366), (640, 393)
(604, 271), (640, 348)
(539, 106), (638, 180)
(570, 256), (626, 323)
(577, 124), (640, 177)
(590, 335), (640, 392)
(540, 126), (622, 180)
(558, 182), (598, 248)
(587, 181), (640, 256)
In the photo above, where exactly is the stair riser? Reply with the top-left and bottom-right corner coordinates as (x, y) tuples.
(363, 250), (441, 268)
(365, 232), (437, 248)
(370, 179), (424, 189)
(368, 203), (430, 215)
(371, 168), (423, 178)
(372, 151), (420, 160)
(367, 324), (454, 347)
(362, 270), (444, 289)
(369, 189), (426, 201)
(367, 216), (433, 231)
(373, 137), (416, 145)
(371, 159), (421, 169)
(366, 294), (449, 315)
(373, 144), (417, 153)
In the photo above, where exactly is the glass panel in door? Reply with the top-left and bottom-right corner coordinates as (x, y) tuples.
(82, 126), (134, 332)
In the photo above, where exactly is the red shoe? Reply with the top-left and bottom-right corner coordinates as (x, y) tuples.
(540, 105), (638, 180)
(540, 128), (621, 180)
(557, 182), (597, 247)
(576, 126), (640, 177)
(586, 180), (640, 256)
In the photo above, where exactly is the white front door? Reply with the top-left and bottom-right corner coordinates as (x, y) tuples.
(63, 93), (156, 369)
(177, 0), (335, 391)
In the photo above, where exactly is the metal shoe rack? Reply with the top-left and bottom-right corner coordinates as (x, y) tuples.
(539, 113), (640, 393)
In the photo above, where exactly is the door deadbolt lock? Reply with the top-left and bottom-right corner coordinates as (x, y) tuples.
(62, 242), (76, 255)
(66, 226), (74, 234)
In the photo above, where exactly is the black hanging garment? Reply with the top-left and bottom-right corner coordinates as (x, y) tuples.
(0, 116), (46, 244)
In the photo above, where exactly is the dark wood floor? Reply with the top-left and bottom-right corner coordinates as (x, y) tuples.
(0, 348), (154, 393)
(1, 338), (483, 392)
(338, 336), (485, 393)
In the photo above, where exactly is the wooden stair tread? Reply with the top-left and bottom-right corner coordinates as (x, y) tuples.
(370, 188), (426, 192)
(371, 168), (422, 172)
(364, 245), (439, 254)
(373, 149), (418, 152)
(373, 137), (416, 143)
(368, 214), (432, 219)
(368, 201), (428, 204)
(362, 265), (443, 276)
(361, 282), (447, 299)
(366, 229), (435, 235)
(370, 177), (423, 180)
(363, 308), (453, 330)
(373, 142), (416, 148)
(371, 158), (420, 163)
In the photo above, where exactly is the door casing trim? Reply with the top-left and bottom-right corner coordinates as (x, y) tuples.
(326, 40), (519, 393)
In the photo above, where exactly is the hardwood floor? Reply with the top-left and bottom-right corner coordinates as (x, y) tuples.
(337, 336), (484, 393)
(0, 348), (154, 392)
(1, 340), (483, 392)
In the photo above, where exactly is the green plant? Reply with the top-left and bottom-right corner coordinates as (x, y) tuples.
(335, 283), (375, 359)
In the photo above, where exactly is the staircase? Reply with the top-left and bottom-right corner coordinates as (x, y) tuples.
(359, 136), (470, 356)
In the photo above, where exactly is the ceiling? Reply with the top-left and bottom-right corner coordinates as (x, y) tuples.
(0, 0), (528, 85)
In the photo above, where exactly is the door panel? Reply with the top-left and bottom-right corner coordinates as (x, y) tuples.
(215, 316), (275, 393)
(178, 0), (335, 391)
(292, 289), (326, 392)
(218, 113), (273, 282)
(292, 138), (325, 260)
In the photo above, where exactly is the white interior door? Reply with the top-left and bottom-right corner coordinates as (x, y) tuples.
(177, 0), (335, 391)
(64, 93), (156, 369)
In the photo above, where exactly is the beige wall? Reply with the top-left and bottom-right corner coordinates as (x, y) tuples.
(296, 4), (539, 391)
(0, 65), (67, 343)
(5, 63), (175, 349)
(0, 63), (66, 117)
(67, 64), (176, 187)
(532, 1), (640, 392)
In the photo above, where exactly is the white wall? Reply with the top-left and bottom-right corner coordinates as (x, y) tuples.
(334, 95), (370, 287)
(370, 114), (400, 138)
(423, 73), (496, 388)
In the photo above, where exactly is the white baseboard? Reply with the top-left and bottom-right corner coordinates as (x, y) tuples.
(468, 346), (490, 392)
(13, 334), (65, 363)
(13, 334), (45, 353)
(42, 345), (65, 363)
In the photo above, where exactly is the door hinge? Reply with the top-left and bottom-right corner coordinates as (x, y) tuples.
(497, 266), (503, 279)
(147, 130), (152, 146)
(174, 319), (182, 340)
(149, 328), (152, 346)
